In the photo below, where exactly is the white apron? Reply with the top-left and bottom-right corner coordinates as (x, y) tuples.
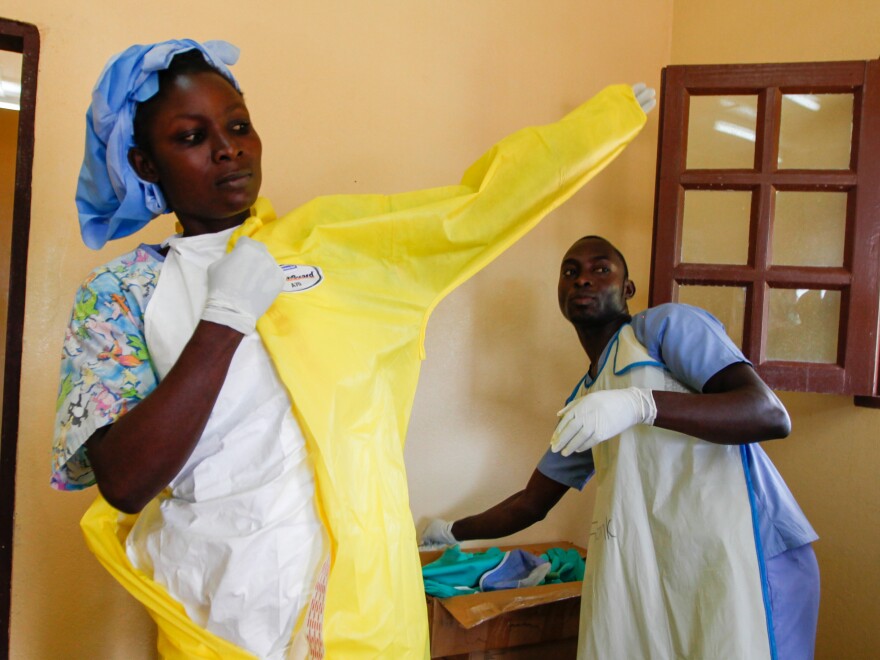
(127, 228), (328, 660)
(577, 326), (775, 660)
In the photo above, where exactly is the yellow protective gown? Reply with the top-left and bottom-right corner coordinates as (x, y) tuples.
(81, 84), (646, 658)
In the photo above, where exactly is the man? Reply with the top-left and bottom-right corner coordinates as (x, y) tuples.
(421, 236), (819, 659)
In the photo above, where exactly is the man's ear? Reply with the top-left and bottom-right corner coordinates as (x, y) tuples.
(128, 147), (159, 183)
(624, 279), (636, 300)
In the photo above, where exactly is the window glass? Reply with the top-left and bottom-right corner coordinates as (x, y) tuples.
(681, 190), (752, 264)
(767, 288), (840, 363)
(677, 284), (746, 348)
(778, 93), (853, 170)
(687, 95), (758, 170)
(771, 190), (846, 267)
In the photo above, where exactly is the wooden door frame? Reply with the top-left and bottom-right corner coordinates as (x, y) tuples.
(0, 17), (39, 657)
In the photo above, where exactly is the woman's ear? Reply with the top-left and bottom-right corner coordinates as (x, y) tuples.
(624, 279), (636, 300)
(128, 147), (159, 183)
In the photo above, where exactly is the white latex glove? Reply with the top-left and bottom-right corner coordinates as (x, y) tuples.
(201, 236), (285, 335)
(632, 82), (657, 114)
(419, 518), (457, 548)
(550, 387), (657, 457)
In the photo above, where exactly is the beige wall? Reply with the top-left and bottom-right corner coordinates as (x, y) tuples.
(5, 0), (877, 658)
(5, 1), (669, 657)
(671, 1), (880, 659)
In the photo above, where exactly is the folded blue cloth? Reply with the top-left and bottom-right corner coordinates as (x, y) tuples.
(76, 39), (240, 249)
(478, 549), (551, 592)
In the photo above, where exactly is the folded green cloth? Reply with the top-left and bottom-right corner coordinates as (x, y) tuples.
(540, 547), (585, 583)
(422, 546), (504, 597)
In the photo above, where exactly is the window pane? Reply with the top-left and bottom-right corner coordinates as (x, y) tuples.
(772, 191), (846, 267)
(681, 190), (751, 264)
(767, 288), (840, 363)
(677, 285), (746, 348)
(778, 94), (853, 170)
(686, 95), (758, 170)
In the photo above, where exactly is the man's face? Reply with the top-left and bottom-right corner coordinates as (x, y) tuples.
(557, 238), (634, 326)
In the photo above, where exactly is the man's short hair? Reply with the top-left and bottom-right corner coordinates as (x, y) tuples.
(577, 235), (629, 281)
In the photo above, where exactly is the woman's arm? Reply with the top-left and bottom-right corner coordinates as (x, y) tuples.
(87, 321), (243, 513)
(86, 236), (284, 513)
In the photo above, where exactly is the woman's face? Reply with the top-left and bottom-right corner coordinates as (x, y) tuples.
(130, 70), (262, 236)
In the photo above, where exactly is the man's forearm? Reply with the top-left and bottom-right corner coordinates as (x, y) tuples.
(451, 470), (570, 541)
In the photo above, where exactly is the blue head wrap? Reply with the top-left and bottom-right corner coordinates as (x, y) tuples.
(76, 39), (241, 250)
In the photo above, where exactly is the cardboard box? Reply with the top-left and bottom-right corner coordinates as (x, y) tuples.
(420, 541), (585, 659)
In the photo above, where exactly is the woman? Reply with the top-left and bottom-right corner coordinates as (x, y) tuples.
(59, 42), (324, 659)
(53, 39), (652, 658)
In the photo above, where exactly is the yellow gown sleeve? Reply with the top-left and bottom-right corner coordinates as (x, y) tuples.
(408, 83), (647, 334)
(247, 84), (645, 355)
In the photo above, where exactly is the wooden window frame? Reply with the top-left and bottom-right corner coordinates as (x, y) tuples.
(0, 17), (38, 657)
(650, 60), (880, 406)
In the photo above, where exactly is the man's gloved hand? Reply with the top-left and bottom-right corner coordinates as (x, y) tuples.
(201, 236), (285, 335)
(419, 518), (457, 548)
(632, 83), (657, 114)
(550, 387), (657, 457)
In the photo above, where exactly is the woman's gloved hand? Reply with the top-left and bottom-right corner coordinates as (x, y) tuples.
(551, 387), (657, 457)
(201, 236), (285, 335)
(419, 518), (457, 548)
(631, 83), (657, 114)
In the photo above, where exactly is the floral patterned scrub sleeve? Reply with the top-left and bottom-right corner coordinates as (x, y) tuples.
(51, 245), (165, 491)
